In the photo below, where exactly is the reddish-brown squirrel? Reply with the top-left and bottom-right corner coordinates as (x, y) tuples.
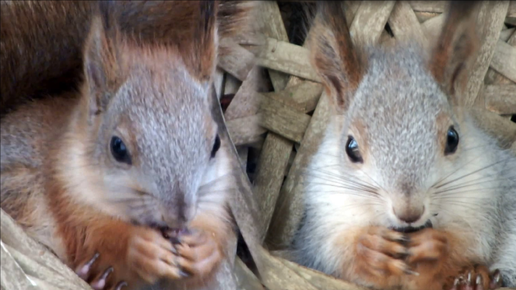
(1, 1), (249, 289)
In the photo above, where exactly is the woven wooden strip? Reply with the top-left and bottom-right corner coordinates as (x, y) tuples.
(256, 38), (320, 82)
(388, 1), (428, 47)
(226, 114), (265, 146)
(219, 39), (257, 82)
(258, 1), (291, 91)
(263, 81), (323, 114)
(462, 2), (510, 107)
(485, 30), (516, 89)
(234, 258), (265, 290)
(350, 1), (396, 47)
(253, 133), (293, 241)
(490, 40), (516, 83)
(260, 94), (311, 143)
(484, 85), (516, 114)
(225, 67), (265, 121)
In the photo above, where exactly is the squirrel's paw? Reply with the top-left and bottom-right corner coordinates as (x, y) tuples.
(447, 266), (502, 290)
(126, 228), (186, 284)
(406, 228), (448, 266)
(75, 253), (127, 290)
(174, 229), (222, 279)
(354, 226), (412, 280)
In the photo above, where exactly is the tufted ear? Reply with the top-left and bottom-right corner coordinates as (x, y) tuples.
(186, 0), (219, 83)
(308, 1), (366, 112)
(429, 1), (480, 104)
(83, 5), (122, 118)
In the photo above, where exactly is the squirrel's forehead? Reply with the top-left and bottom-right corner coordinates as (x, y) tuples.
(115, 72), (210, 119)
(127, 102), (210, 135)
(350, 88), (446, 129)
(348, 75), (446, 150)
(350, 54), (448, 125)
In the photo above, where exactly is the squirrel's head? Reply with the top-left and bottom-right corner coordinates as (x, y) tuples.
(71, 0), (230, 230)
(309, 1), (487, 231)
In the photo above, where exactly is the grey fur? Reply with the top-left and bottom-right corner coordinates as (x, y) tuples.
(293, 44), (516, 287)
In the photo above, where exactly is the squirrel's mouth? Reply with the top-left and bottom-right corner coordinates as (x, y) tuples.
(160, 227), (191, 244)
(391, 220), (433, 234)
(142, 221), (190, 243)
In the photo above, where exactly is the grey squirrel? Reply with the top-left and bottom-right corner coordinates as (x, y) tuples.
(293, 2), (516, 290)
(1, 1), (240, 289)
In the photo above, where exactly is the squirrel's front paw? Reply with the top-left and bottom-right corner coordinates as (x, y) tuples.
(446, 266), (502, 290)
(353, 226), (413, 286)
(75, 253), (127, 290)
(126, 228), (187, 284)
(170, 229), (223, 279)
(406, 228), (448, 269)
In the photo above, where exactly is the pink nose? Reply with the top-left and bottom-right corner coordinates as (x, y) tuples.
(394, 206), (424, 224)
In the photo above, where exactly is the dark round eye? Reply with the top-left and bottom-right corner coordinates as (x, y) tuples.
(445, 126), (459, 155)
(345, 135), (363, 163)
(110, 136), (131, 164)
(211, 135), (221, 158)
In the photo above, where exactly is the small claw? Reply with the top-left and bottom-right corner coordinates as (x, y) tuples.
(91, 267), (113, 290)
(403, 268), (420, 276)
(459, 276), (467, 286)
(170, 236), (181, 245)
(76, 253), (100, 279)
(179, 269), (191, 278)
(114, 281), (128, 290)
(475, 274), (487, 290)
(449, 278), (461, 290)
(467, 272), (472, 285)
(393, 251), (410, 260)
(490, 270), (502, 289)
(475, 274), (482, 284)
(395, 234), (410, 245)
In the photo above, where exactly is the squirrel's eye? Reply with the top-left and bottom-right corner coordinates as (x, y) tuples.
(345, 136), (363, 163)
(211, 135), (221, 158)
(110, 136), (131, 164)
(445, 126), (459, 155)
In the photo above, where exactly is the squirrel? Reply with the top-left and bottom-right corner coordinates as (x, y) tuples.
(0, 0), (250, 117)
(292, 2), (516, 290)
(1, 1), (241, 289)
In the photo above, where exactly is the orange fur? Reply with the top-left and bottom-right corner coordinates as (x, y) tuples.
(428, 1), (480, 101)
(333, 226), (487, 290)
(0, 0), (252, 115)
(308, 1), (366, 112)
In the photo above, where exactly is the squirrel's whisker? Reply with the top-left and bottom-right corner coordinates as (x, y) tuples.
(434, 159), (510, 189)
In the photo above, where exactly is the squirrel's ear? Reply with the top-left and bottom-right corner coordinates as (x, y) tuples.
(83, 10), (121, 117)
(429, 1), (480, 104)
(308, 1), (365, 112)
(187, 0), (219, 83)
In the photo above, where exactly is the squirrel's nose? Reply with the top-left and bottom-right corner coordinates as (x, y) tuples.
(393, 206), (424, 224)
